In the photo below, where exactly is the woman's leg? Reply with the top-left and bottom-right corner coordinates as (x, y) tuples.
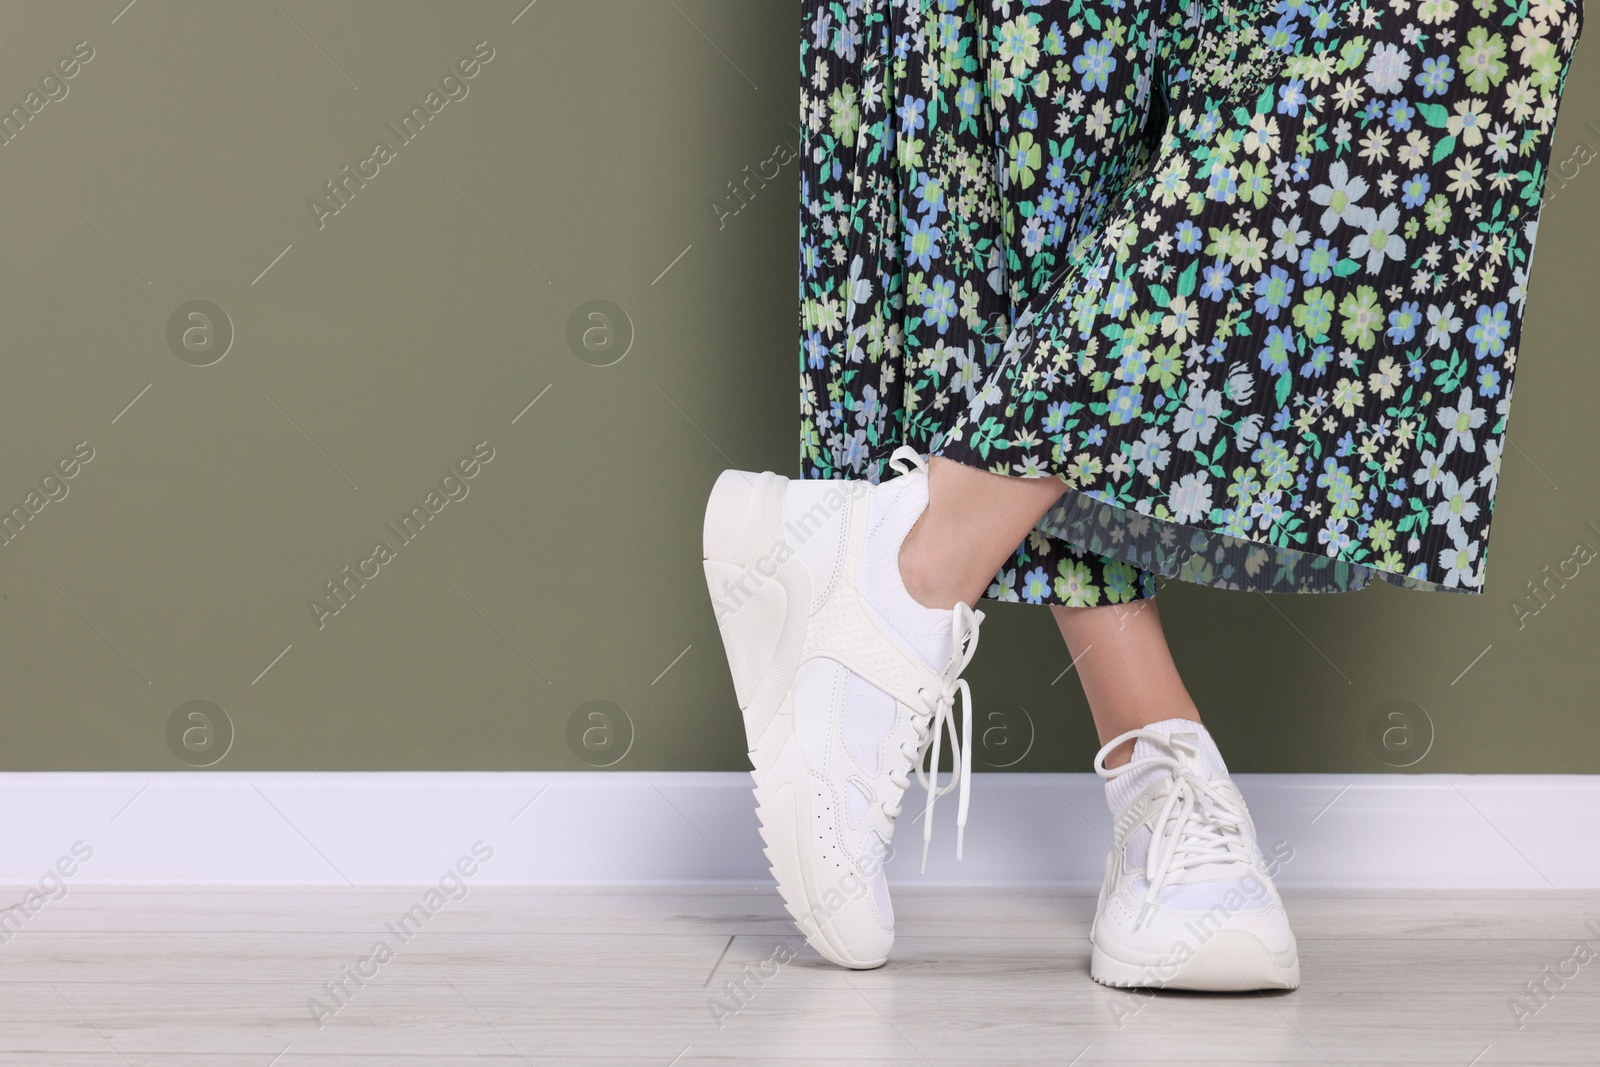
(1049, 599), (1200, 768)
(895, 456), (1203, 771)
(896, 458), (1069, 611)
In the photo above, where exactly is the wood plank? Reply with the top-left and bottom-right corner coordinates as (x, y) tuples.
(0, 888), (1593, 1065)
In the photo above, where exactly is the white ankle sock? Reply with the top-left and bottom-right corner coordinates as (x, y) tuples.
(1103, 717), (1229, 815)
(859, 471), (954, 672)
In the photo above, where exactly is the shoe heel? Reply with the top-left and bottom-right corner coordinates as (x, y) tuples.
(702, 469), (786, 563)
(703, 469), (796, 740)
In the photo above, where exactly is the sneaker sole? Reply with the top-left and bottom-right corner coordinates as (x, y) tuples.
(702, 469), (888, 971)
(1090, 931), (1300, 991)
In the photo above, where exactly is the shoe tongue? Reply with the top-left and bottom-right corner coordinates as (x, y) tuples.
(1166, 732), (1207, 776)
(1131, 731), (1209, 780)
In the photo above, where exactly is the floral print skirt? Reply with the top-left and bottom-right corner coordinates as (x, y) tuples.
(798, 0), (1584, 602)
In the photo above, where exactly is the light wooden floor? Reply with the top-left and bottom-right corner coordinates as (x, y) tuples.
(1, 887), (1597, 1065)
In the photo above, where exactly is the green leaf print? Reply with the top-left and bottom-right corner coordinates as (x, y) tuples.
(1431, 135), (1457, 165)
(1176, 260), (1199, 299)
(1415, 102), (1451, 128)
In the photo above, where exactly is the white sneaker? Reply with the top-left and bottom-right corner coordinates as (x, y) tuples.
(702, 447), (982, 969)
(1089, 727), (1300, 990)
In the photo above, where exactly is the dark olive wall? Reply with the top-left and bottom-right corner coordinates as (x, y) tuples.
(0, 1), (1595, 773)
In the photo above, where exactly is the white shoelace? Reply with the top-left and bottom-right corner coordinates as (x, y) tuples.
(886, 445), (924, 480)
(911, 601), (981, 872)
(1095, 729), (1255, 930)
(880, 446), (984, 874)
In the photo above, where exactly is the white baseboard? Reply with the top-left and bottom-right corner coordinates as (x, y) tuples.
(1, 772), (1595, 888)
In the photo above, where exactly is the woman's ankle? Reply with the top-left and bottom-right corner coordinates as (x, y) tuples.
(1096, 709), (1205, 768)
